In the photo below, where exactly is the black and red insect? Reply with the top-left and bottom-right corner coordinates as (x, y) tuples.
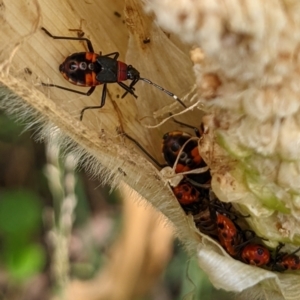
(162, 131), (211, 187)
(171, 180), (220, 236)
(240, 244), (270, 267)
(41, 27), (187, 120)
(216, 213), (245, 257)
(272, 243), (300, 272)
(216, 212), (262, 259)
(172, 180), (204, 210)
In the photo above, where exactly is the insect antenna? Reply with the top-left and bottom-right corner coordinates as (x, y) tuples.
(169, 113), (201, 137)
(140, 77), (187, 109)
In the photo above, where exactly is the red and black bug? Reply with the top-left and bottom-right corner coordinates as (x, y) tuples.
(216, 212), (270, 266)
(172, 180), (203, 209)
(162, 131), (211, 187)
(216, 213), (244, 257)
(41, 27), (187, 120)
(171, 180), (219, 236)
(272, 243), (300, 272)
(240, 244), (271, 267)
(172, 180), (211, 210)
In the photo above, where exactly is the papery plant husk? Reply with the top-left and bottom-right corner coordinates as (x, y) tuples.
(1, 0), (300, 299)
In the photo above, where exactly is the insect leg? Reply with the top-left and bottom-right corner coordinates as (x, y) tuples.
(41, 27), (95, 52)
(42, 82), (96, 97)
(117, 82), (138, 98)
(79, 84), (108, 120)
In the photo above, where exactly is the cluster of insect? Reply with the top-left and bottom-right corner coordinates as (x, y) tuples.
(161, 126), (300, 272)
(41, 27), (300, 272)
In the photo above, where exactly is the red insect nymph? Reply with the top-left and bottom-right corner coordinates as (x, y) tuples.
(41, 27), (186, 120)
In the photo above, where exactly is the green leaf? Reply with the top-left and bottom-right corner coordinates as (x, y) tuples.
(5, 244), (46, 281)
(0, 189), (42, 236)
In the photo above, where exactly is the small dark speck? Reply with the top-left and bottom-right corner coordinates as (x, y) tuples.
(114, 11), (121, 18)
(154, 174), (161, 181)
(68, 29), (85, 38)
(143, 37), (151, 44)
(24, 67), (32, 75)
(163, 31), (171, 39)
(178, 13), (188, 22)
(77, 31), (85, 38)
(116, 94), (120, 99)
(118, 167), (127, 176)
(0, 1), (5, 10)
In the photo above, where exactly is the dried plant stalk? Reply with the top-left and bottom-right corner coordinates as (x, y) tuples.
(0, 0), (196, 248)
